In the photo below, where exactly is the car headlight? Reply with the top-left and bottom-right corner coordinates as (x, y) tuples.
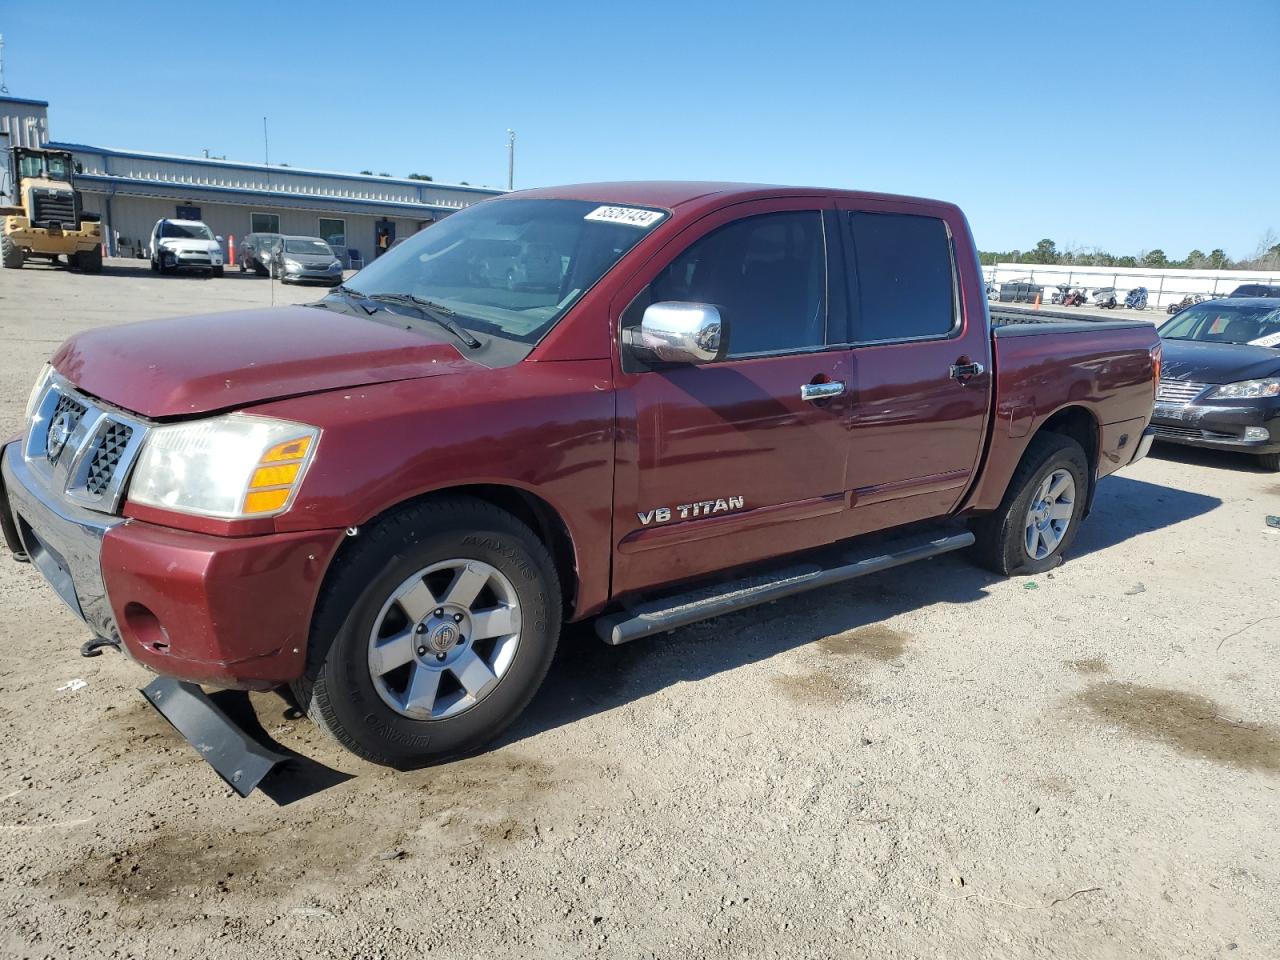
(330, 260), (342, 271)
(128, 415), (319, 519)
(1206, 378), (1280, 400)
(25, 364), (53, 424)
(284, 259), (302, 271)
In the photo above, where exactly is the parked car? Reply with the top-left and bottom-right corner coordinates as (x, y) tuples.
(1152, 297), (1280, 470)
(148, 218), (224, 276)
(276, 235), (345, 285)
(1, 182), (1160, 780)
(1228, 283), (1280, 298)
(238, 232), (282, 275)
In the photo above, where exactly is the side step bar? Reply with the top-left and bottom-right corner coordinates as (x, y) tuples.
(595, 528), (974, 646)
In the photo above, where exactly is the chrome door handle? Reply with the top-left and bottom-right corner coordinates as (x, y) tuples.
(949, 362), (985, 380)
(800, 380), (846, 402)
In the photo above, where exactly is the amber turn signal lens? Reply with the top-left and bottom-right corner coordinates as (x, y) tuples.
(240, 434), (315, 515)
(243, 488), (291, 514)
(261, 436), (312, 463)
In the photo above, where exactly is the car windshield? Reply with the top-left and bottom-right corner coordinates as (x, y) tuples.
(341, 198), (668, 342)
(285, 238), (333, 256)
(160, 222), (214, 240)
(1160, 301), (1280, 347)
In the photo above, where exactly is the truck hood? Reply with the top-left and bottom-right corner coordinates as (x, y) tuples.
(1159, 337), (1280, 385)
(52, 305), (472, 418)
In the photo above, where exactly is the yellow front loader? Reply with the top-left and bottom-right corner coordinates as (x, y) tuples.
(1, 147), (103, 272)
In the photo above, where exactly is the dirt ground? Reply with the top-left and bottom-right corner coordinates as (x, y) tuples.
(1, 259), (1277, 959)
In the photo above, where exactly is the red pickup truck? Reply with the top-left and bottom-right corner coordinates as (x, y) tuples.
(2, 182), (1160, 771)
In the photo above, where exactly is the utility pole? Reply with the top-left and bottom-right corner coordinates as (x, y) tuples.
(0, 34), (8, 94)
(263, 117), (270, 166)
(506, 129), (515, 191)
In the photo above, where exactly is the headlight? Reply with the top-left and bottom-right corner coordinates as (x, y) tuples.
(1207, 378), (1280, 400)
(284, 259), (301, 271)
(330, 260), (342, 270)
(128, 415), (319, 519)
(25, 364), (53, 423)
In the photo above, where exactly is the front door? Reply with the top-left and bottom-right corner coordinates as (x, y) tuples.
(611, 201), (854, 596)
(833, 199), (992, 533)
(375, 219), (395, 257)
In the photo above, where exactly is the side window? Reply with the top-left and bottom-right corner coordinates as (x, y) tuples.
(649, 211), (826, 357)
(846, 212), (956, 342)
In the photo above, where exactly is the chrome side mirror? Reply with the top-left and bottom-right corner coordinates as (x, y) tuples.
(636, 302), (727, 365)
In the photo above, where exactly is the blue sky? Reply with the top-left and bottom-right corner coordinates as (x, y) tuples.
(5, 0), (1277, 258)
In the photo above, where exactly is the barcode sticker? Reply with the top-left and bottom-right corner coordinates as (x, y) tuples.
(584, 205), (664, 228)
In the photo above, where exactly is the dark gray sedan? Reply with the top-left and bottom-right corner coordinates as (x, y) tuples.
(276, 236), (344, 286)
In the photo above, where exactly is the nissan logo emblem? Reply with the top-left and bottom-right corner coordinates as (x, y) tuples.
(46, 411), (72, 464)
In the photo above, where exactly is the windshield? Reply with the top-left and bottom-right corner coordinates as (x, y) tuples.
(342, 199), (668, 342)
(285, 238), (334, 256)
(1160, 301), (1280, 347)
(18, 152), (71, 181)
(160, 221), (214, 241)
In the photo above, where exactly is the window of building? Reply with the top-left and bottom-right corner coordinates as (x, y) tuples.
(648, 211), (827, 357)
(319, 218), (346, 249)
(846, 212), (957, 343)
(251, 212), (280, 234)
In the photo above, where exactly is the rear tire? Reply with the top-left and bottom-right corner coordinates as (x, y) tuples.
(0, 233), (24, 269)
(969, 432), (1090, 576)
(292, 497), (562, 768)
(1258, 452), (1280, 472)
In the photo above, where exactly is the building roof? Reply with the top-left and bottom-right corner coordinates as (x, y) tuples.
(50, 141), (502, 195)
(0, 95), (50, 107)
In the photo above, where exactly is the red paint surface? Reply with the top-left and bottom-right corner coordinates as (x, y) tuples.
(40, 182), (1158, 689)
(101, 521), (344, 689)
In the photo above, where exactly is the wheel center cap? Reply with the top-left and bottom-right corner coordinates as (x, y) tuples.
(428, 621), (460, 654)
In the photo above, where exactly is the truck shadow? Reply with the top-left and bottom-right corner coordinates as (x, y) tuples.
(504, 472), (1221, 745)
(1070, 474), (1221, 557)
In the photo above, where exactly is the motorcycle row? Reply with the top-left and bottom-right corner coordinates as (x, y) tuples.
(1049, 284), (1149, 310)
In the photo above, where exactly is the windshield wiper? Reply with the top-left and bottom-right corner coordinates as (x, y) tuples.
(365, 293), (483, 349)
(331, 284), (378, 315)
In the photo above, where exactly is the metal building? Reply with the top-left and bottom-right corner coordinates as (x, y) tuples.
(0, 95), (51, 204)
(1, 94), (502, 264)
(57, 144), (503, 264)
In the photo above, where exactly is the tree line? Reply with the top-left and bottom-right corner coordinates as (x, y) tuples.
(980, 234), (1280, 272)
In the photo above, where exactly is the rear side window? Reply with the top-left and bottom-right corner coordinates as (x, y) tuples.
(846, 212), (956, 342)
(649, 211), (827, 357)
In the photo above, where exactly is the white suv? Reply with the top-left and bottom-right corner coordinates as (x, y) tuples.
(149, 219), (225, 276)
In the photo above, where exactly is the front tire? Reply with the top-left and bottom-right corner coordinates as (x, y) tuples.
(212, 265), (224, 278)
(0, 233), (24, 269)
(970, 432), (1089, 576)
(1258, 452), (1280, 472)
(293, 497), (562, 768)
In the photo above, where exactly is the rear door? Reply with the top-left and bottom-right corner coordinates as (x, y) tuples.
(833, 199), (992, 533)
(611, 199), (855, 595)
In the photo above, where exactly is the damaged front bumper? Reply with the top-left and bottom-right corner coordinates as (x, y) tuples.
(1151, 397), (1280, 454)
(2, 440), (345, 690)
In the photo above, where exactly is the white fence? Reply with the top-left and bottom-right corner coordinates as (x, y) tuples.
(986, 263), (1280, 309)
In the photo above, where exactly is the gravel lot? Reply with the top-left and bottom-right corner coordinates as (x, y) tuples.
(1, 259), (1277, 959)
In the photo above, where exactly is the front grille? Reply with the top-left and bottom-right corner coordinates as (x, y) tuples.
(29, 187), (77, 227)
(85, 421), (134, 497)
(24, 376), (148, 513)
(51, 393), (87, 439)
(1156, 379), (1209, 404)
(1153, 424), (1201, 441)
